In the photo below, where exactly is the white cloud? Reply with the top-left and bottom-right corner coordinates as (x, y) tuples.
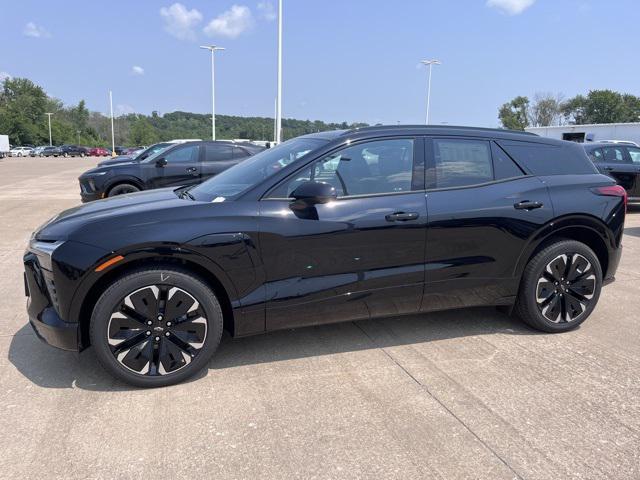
(204, 5), (254, 38)
(257, 1), (276, 21)
(160, 3), (203, 41)
(0, 71), (11, 82)
(486, 0), (536, 15)
(23, 22), (51, 38)
(115, 104), (135, 116)
(131, 65), (145, 75)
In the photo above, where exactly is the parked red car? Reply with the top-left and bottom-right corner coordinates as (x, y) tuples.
(88, 147), (111, 157)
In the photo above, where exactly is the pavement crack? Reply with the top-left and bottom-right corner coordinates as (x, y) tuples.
(352, 320), (525, 480)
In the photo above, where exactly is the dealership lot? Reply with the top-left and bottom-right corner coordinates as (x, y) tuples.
(1, 156), (639, 479)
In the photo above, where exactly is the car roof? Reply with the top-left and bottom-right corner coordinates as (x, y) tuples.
(298, 125), (563, 145)
(583, 142), (629, 149)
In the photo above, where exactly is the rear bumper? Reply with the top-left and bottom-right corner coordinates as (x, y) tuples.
(24, 254), (79, 352)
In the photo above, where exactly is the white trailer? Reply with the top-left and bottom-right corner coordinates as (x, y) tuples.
(0, 135), (9, 158)
(526, 122), (640, 145)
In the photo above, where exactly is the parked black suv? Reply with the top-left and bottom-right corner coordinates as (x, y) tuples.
(583, 142), (640, 201)
(25, 126), (625, 387)
(60, 145), (88, 157)
(78, 140), (262, 201)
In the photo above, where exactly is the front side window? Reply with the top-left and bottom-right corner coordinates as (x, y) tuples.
(432, 139), (493, 188)
(626, 147), (640, 164)
(587, 148), (603, 162)
(163, 145), (199, 164)
(269, 138), (414, 198)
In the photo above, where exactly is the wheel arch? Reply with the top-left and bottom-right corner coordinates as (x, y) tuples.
(104, 176), (145, 195)
(514, 215), (613, 282)
(76, 253), (237, 350)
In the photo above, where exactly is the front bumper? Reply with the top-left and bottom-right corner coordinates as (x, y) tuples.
(80, 191), (103, 203)
(24, 253), (79, 351)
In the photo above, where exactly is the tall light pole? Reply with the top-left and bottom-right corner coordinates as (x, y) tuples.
(421, 59), (441, 124)
(45, 112), (53, 146)
(109, 90), (115, 156)
(200, 45), (225, 141)
(275, 0), (283, 143)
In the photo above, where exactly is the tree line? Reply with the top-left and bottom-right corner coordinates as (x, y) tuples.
(499, 90), (640, 131)
(0, 76), (368, 147)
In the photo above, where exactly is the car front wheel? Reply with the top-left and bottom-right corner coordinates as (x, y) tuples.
(90, 267), (224, 387)
(516, 240), (602, 333)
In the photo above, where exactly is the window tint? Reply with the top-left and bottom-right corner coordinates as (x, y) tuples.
(204, 145), (233, 162)
(627, 147), (640, 164)
(602, 146), (628, 163)
(498, 141), (596, 175)
(587, 148), (603, 163)
(269, 138), (414, 198)
(164, 145), (199, 164)
(233, 147), (249, 158)
(432, 139), (493, 188)
(491, 142), (524, 180)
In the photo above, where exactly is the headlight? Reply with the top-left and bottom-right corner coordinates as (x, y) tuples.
(85, 171), (108, 176)
(29, 239), (65, 271)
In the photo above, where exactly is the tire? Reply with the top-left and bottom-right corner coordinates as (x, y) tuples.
(108, 183), (140, 197)
(81, 152), (86, 157)
(90, 267), (224, 387)
(515, 240), (602, 333)
(63, 152), (69, 158)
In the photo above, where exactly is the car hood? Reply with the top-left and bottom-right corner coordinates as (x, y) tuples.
(98, 155), (136, 166)
(35, 188), (186, 241)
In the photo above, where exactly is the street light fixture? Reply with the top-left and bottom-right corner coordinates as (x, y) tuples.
(420, 59), (441, 125)
(45, 112), (53, 146)
(200, 45), (225, 141)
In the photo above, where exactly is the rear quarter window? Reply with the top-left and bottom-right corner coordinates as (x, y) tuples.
(497, 141), (597, 175)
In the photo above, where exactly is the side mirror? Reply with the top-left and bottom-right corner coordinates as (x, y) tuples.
(156, 157), (167, 167)
(290, 181), (337, 205)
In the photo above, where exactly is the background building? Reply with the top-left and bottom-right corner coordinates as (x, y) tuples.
(526, 122), (640, 144)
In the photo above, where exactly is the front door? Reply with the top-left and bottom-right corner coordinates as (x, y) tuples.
(591, 145), (637, 196)
(258, 137), (427, 331)
(423, 137), (554, 310)
(624, 146), (640, 198)
(152, 143), (202, 188)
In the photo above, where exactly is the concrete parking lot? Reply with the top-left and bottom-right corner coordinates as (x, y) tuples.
(0, 155), (639, 479)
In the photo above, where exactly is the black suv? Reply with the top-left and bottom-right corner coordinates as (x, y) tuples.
(24, 126), (625, 387)
(78, 140), (262, 201)
(60, 145), (88, 157)
(583, 142), (640, 201)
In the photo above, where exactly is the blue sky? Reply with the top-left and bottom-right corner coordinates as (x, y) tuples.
(1, 0), (639, 127)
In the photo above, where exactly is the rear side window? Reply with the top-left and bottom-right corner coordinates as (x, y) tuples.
(233, 147), (249, 158)
(627, 146), (640, 165)
(205, 145), (233, 162)
(432, 139), (493, 188)
(586, 148), (603, 163)
(491, 142), (525, 180)
(498, 141), (596, 175)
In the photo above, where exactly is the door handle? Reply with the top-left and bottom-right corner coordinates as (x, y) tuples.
(514, 200), (543, 210)
(186, 167), (198, 174)
(602, 166), (614, 171)
(385, 212), (419, 222)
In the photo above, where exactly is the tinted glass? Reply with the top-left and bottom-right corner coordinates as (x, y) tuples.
(498, 141), (597, 175)
(269, 138), (414, 198)
(586, 148), (603, 163)
(627, 147), (640, 164)
(602, 146), (628, 163)
(233, 147), (249, 158)
(204, 145), (233, 162)
(189, 137), (327, 201)
(163, 145), (199, 164)
(432, 139), (493, 188)
(491, 142), (524, 180)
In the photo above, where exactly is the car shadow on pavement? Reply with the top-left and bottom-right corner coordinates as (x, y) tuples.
(624, 226), (640, 238)
(8, 307), (541, 391)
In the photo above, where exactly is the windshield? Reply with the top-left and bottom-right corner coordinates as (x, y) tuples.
(189, 137), (327, 201)
(134, 143), (171, 160)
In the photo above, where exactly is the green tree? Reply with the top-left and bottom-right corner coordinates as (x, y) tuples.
(584, 90), (626, 124)
(0, 77), (49, 145)
(129, 116), (158, 145)
(498, 96), (530, 130)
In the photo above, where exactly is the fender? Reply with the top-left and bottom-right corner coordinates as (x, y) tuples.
(104, 175), (145, 192)
(512, 213), (615, 279)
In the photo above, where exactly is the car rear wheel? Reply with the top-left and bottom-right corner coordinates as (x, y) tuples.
(90, 267), (224, 387)
(108, 183), (140, 197)
(515, 240), (602, 333)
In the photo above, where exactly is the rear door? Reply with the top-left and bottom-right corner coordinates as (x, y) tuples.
(423, 137), (554, 311)
(624, 146), (640, 198)
(151, 143), (201, 188)
(591, 145), (637, 195)
(200, 144), (236, 181)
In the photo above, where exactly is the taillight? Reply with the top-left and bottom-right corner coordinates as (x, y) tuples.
(591, 185), (627, 210)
